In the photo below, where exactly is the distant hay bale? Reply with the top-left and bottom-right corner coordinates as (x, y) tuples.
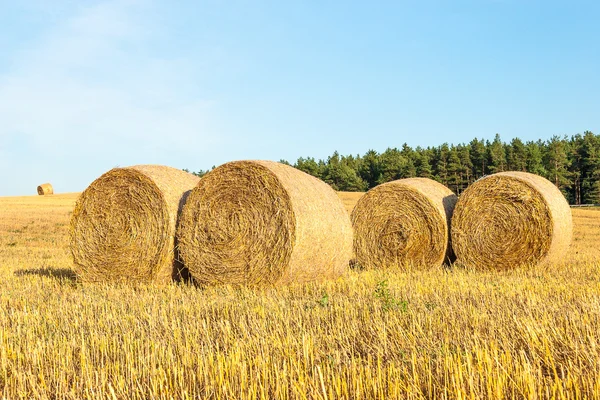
(451, 171), (573, 270)
(351, 178), (457, 270)
(176, 160), (353, 286)
(69, 165), (200, 283)
(37, 183), (53, 196)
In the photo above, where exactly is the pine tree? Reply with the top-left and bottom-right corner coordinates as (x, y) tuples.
(544, 136), (571, 191)
(469, 138), (487, 178)
(340, 155), (368, 191)
(321, 152), (368, 191)
(568, 134), (584, 204)
(358, 150), (381, 189)
(488, 133), (506, 174)
(581, 131), (600, 204)
(295, 157), (321, 177)
(433, 144), (450, 185)
(277, 131), (600, 203)
(447, 146), (463, 194)
(415, 147), (433, 179)
(322, 151), (342, 190)
(526, 140), (546, 176)
(401, 143), (417, 178)
(508, 138), (527, 171)
(458, 145), (473, 188)
(378, 148), (410, 184)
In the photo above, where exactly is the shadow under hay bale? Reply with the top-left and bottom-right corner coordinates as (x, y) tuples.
(37, 183), (54, 195)
(176, 160), (353, 286)
(351, 178), (457, 270)
(69, 165), (200, 284)
(14, 268), (77, 281)
(451, 171), (573, 270)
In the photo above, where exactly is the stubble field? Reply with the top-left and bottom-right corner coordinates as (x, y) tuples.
(0, 192), (599, 399)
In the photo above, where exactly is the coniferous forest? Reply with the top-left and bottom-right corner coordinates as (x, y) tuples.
(191, 131), (600, 205)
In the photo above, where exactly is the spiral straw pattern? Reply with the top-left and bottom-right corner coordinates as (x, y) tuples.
(351, 178), (457, 270)
(176, 160), (353, 286)
(70, 165), (199, 283)
(451, 171), (572, 270)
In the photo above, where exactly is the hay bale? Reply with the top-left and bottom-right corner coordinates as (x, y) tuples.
(37, 183), (53, 195)
(451, 171), (573, 270)
(176, 160), (353, 286)
(69, 165), (200, 283)
(351, 178), (457, 269)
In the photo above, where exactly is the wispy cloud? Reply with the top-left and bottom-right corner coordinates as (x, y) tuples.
(0, 0), (217, 194)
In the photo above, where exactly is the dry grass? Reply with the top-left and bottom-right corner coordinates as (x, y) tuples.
(351, 178), (457, 270)
(177, 161), (352, 286)
(0, 192), (599, 398)
(337, 191), (364, 214)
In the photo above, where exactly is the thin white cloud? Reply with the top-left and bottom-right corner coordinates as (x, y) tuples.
(0, 0), (219, 194)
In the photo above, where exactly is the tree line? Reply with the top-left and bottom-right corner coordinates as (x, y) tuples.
(188, 131), (600, 205)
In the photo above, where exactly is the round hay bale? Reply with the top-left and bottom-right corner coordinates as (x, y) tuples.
(176, 160), (353, 286)
(351, 178), (457, 270)
(451, 171), (573, 270)
(69, 165), (200, 283)
(37, 183), (54, 195)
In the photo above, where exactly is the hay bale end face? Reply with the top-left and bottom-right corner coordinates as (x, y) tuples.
(451, 171), (573, 270)
(69, 165), (200, 283)
(37, 183), (53, 195)
(176, 160), (353, 286)
(351, 178), (457, 270)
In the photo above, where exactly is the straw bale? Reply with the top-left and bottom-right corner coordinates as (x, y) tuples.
(351, 178), (457, 269)
(37, 183), (53, 195)
(69, 165), (200, 283)
(176, 160), (353, 286)
(451, 171), (573, 270)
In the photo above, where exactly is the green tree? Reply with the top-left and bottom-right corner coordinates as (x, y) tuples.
(322, 152), (368, 191)
(182, 168), (211, 178)
(358, 150), (381, 189)
(568, 134), (584, 204)
(526, 140), (546, 176)
(322, 151), (342, 189)
(544, 135), (571, 191)
(507, 138), (527, 171)
(400, 143), (417, 178)
(295, 157), (321, 177)
(433, 144), (450, 185)
(487, 133), (506, 173)
(378, 148), (411, 184)
(414, 147), (433, 179)
(469, 138), (487, 178)
(447, 146), (463, 194)
(458, 145), (473, 187)
(581, 131), (600, 204)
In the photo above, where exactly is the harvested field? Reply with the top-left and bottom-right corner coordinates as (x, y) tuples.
(0, 193), (599, 398)
(337, 191), (364, 214)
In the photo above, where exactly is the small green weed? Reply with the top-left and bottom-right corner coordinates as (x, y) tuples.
(374, 280), (408, 312)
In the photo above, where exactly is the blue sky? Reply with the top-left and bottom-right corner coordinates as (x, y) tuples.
(0, 0), (598, 195)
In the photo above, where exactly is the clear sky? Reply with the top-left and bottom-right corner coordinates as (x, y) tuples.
(1, 0), (598, 196)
